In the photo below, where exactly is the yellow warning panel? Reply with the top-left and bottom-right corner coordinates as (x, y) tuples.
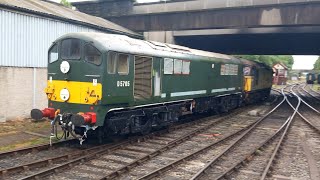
(45, 80), (102, 105)
(244, 76), (253, 92)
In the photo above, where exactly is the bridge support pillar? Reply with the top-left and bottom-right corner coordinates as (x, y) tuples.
(144, 31), (175, 44)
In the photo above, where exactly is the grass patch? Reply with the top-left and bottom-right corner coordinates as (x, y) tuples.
(0, 118), (51, 134)
(0, 137), (49, 152)
(310, 84), (320, 91)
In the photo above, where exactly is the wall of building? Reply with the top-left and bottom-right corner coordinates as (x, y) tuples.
(0, 67), (47, 122)
(0, 8), (99, 67)
(0, 8), (102, 121)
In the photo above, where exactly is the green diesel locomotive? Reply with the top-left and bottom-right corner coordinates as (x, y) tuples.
(31, 32), (273, 143)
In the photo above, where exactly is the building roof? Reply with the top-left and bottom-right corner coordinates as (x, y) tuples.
(0, 0), (142, 39)
(273, 62), (289, 69)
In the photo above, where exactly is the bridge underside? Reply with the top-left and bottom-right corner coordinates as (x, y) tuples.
(173, 27), (320, 55)
(74, 0), (320, 55)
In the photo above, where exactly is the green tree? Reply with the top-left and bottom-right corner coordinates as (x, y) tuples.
(60, 0), (71, 7)
(234, 55), (294, 69)
(314, 57), (320, 70)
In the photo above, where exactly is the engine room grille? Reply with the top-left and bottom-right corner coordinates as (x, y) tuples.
(134, 56), (152, 100)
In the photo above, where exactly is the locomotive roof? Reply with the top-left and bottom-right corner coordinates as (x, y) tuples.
(239, 58), (272, 70)
(56, 32), (241, 64)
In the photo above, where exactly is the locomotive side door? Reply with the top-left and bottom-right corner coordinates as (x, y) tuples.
(133, 55), (153, 101)
(153, 57), (162, 98)
(103, 52), (132, 104)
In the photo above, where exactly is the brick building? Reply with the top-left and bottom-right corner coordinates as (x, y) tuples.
(272, 63), (288, 85)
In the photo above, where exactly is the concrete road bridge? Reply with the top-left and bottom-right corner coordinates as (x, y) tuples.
(73, 0), (320, 55)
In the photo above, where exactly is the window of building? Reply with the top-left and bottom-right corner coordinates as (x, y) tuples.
(118, 54), (129, 75)
(61, 39), (81, 60)
(84, 44), (101, 65)
(108, 52), (117, 74)
(49, 44), (58, 63)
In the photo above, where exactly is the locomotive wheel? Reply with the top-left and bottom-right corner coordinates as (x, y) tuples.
(97, 128), (105, 144)
(140, 119), (152, 135)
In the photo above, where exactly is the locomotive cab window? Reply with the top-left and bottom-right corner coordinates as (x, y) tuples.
(49, 44), (58, 63)
(107, 52), (129, 75)
(118, 54), (129, 75)
(61, 39), (81, 60)
(107, 52), (117, 74)
(84, 44), (101, 65)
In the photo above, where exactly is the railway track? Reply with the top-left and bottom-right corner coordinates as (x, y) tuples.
(96, 85), (291, 180)
(303, 84), (320, 101)
(0, 139), (79, 170)
(223, 84), (320, 180)
(3, 85), (317, 180)
(0, 139), (79, 160)
(15, 88), (277, 180)
(186, 85), (297, 180)
(299, 84), (320, 106)
(5, 85), (317, 180)
(265, 84), (320, 180)
(0, 102), (273, 180)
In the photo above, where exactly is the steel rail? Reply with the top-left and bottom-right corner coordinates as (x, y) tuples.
(290, 86), (320, 134)
(217, 84), (316, 180)
(214, 116), (292, 180)
(189, 85), (289, 180)
(301, 84), (320, 101)
(18, 106), (251, 180)
(296, 85), (320, 114)
(99, 96), (279, 180)
(19, 131), (168, 180)
(138, 88), (286, 180)
(0, 139), (77, 160)
(0, 107), (232, 178)
(213, 84), (319, 180)
(138, 119), (260, 180)
(212, 87), (290, 180)
(99, 107), (252, 180)
(307, 84), (320, 96)
(0, 141), (117, 177)
(259, 84), (301, 179)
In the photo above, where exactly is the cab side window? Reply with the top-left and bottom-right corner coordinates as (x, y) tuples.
(108, 52), (117, 74)
(107, 52), (129, 75)
(61, 39), (81, 60)
(84, 44), (101, 65)
(118, 54), (129, 75)
(49, 44), (58, 63)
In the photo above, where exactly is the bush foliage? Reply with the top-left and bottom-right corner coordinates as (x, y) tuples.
(235, 55), (294, 69)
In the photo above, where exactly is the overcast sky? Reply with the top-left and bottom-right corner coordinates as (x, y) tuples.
(292, 55), (318, 70)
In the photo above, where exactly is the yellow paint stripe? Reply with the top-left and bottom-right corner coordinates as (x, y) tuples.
(45, 80), (102, 105)
(244, 76), (253, 92)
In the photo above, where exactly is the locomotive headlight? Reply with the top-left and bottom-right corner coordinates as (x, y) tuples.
(60, 61), (70, 74)
(60, 88), (70, 101)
